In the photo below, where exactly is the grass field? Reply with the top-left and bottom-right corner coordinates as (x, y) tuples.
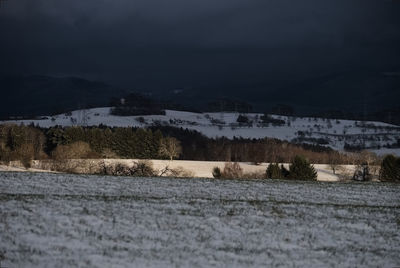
(1, 172), (399, 267)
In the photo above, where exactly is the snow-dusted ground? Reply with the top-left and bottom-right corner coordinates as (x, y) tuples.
(1, 172), (399, 267)
(2, 107), (399, 155)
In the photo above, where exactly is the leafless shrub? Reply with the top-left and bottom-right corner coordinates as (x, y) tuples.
(114, 163), (132, 176)
(369, 165), (381, 179)
(222, 162), (243, 179)
(51, 141), (93, 160)
(12, 143), (35, 168)
(101, 148), (119, 159)
(172, 166), (195, 177)
(99, 160), (155, 177)
(158, 165), (195, 178)
(41, 159), (105, 174)
(331, 165), (352, 181)
(212, 163), (264, 179)
(241, 171), (266, 179)
(133, 160), (156, 177)
(48, 159), (81, 173)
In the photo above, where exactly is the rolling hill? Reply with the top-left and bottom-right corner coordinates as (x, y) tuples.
(2, 107), (399, 156)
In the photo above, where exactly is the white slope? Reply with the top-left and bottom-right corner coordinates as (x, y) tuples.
(1, 107), (400, 155)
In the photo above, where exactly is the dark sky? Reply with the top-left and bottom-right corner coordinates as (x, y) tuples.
(1, 0), (399, 90)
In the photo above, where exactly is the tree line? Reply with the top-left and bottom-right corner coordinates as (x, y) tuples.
(149, 126), (348, 164)
(0, 123), (368, 164)
(0, 124), (182, 166)
(1, 123), (399, 182)
(0, 124), (342, 163)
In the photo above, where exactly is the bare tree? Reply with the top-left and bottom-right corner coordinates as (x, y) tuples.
(159, 137), (182, 161)
(158, 165), (194, 177)
(328, 152), (342, 174)
(358, 150), (378, 167)
(359, 150), (380, 178)
(14, 143), (35, 168)
(248, 143), (265, 165)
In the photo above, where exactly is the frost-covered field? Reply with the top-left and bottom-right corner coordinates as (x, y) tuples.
(1, 172), (399, 267)
(2, 107), (400, 155)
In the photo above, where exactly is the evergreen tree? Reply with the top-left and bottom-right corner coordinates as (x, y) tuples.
(266, 163), (283, 179)
(380, 155), (400, 182)
(237, 114), (249, 124)
(112, 128), (137, 158)
(212, 167), (222, 178)
(151, 130), (163, 158)
(86, 128), (106, 153)
(46, 127), (66, 150)
(280, 164), (290, 178)
(135, 128), (150, 158)
(289, 155), (317, 180)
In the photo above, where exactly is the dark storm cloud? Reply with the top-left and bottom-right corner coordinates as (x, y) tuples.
(0, 0), (399, 89)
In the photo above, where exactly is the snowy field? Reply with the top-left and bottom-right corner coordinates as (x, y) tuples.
(2, 107), (399, 155)
(1, 172), (399, 267)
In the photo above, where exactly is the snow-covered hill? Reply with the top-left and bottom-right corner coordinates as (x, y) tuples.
(2, 107), (400, 155)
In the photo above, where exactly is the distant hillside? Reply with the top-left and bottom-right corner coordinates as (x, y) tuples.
(2, 71), (400, 124)
(0, 75), (126, 118)
(148, 70), (400, 124)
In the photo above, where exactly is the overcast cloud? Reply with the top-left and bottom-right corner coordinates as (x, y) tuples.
(0, 0), (399, 89)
